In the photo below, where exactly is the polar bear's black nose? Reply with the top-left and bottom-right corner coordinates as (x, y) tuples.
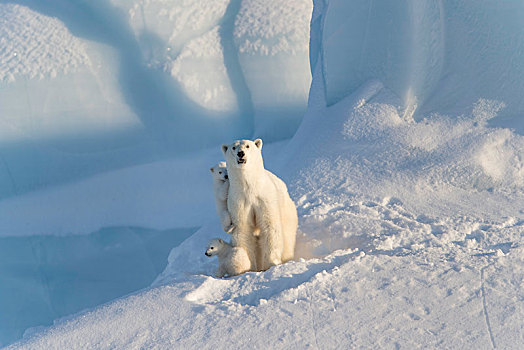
(237, 151), (245, 158)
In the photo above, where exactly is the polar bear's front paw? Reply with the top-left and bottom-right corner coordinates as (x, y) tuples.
(220, 213), (233, 233)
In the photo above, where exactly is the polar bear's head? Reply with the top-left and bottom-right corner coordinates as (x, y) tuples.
(205, 238), (227, 257)
(210, 161), (228, 182)
(221, 139), (263, 170)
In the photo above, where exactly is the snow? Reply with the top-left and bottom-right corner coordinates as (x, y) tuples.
(111, 0), (313, 141)
(111, 0), (230, 62)
(0, 0), (312, 199)
(0, 3), (150, 198)
(2, 0), (524, 348)
(0, 5), (90, 81)
(7, 239), (524, 349)
(234, 0), (312, 56)
(0, 226), (195, 345)
(169, 27), (237, 112)
(316, 0), (524, 135)
(234, 0), (313, 140)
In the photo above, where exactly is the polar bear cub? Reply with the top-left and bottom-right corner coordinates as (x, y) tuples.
(205, 238), (251, 277)
(210, 162), (233, 233)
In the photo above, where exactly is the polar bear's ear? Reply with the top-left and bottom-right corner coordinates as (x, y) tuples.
(221, 144), (228, 155)
(210, 167), (214, 173)
(218, 238), (224, 244)
(254, 138), (263, 149)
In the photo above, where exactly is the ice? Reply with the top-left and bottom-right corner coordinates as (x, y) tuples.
(315, 0), (524, 132)
(234, 0), (313, 140)
(3, 0), (524, 348)
(0, 3), (154, 198)
(0, 147), (224, 236)
(0, 4), (90, 82)
(0, 226), (195, 346)
(112, 0), (313, 141)
(0, 0), (313, 198)
(169, 27), (238, 112)
(110, 0), (230, 63)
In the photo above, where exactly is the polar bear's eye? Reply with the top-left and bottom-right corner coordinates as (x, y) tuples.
(219, 172), (222, 174)
(232, 146), (236, 150)
(246, 145), (249, 148)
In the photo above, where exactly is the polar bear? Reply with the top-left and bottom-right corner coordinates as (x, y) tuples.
(205, 238), (251, 277)
(221, 138), (297, 271)
(210, 162), (233, 233)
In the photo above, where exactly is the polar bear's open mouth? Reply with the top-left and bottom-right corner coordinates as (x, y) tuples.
(237, 158), (246, 165)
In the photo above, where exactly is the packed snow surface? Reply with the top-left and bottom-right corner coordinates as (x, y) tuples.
(2, 0), (524, 348)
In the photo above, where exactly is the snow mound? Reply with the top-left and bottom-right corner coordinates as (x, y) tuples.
(283, 78), (524, 225)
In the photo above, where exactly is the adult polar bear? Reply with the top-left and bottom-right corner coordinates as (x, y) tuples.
(222, 139), (297, 271)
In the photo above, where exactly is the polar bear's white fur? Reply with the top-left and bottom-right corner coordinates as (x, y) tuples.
(221, 138), (297, 271)
(205, 238), (251, 277)
(210, 162), (233, 233)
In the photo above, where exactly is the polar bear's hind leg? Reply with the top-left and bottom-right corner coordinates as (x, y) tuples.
(257, 213), (284, 270)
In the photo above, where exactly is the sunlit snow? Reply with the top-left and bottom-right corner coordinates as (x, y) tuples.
(1, 0), (524, 348)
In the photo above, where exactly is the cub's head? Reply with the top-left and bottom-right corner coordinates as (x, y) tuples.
(205, 238), (226, 257)
(210, 161), (228, 182)
(221, 139), (263, 170)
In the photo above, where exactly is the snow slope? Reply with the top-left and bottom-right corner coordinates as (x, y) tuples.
(4, 0), (524, 348)
(9, 245), (524, 349)
(8, 82), (524, 348)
